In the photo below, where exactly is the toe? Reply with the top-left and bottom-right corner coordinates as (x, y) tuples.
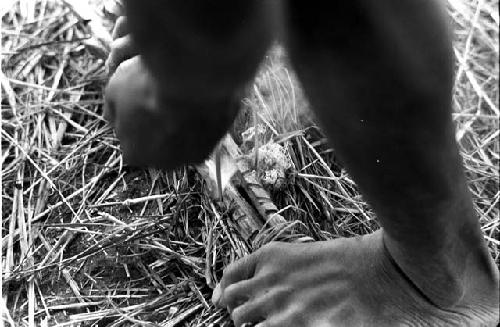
(112, 16), (129, 40)
(231, 298), (266, 327)
(211, 283), (222, 307)
(222, 278), (259, 310)
(230, 286), (294, 327)
(107, 35), (136, 76)
(219, 253), (259, 295)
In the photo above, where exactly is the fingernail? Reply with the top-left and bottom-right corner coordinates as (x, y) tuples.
(211, 283), (221, 306)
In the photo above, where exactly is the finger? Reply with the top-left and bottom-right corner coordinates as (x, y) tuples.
(255, 303), (300, 327)
(215, 254), (259, 306)
(231, 300), (265, 327)
(106, 35), (136, 76)
(231, 289), (281, 327)
(222, 278), (260, 310)
(112, 16), (129, 40)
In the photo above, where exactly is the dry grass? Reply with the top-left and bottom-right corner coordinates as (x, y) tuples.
(1, 0), (498, 326)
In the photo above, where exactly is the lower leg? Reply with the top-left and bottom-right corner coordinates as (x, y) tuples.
(283, 0), (498, 310)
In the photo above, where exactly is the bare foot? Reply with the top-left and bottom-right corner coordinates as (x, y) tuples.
(212, 230), (498, 327)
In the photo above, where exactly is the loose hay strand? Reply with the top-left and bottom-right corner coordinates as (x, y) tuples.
(1, 0), (498, 326)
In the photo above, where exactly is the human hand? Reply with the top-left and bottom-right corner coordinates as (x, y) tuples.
(104, 17), (238, 169)
(212, 230), (498, 327)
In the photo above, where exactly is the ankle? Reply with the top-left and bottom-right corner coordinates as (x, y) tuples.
(382, 227), (497, 310)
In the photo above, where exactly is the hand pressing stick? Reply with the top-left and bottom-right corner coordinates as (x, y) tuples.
(63, 0), (289, 243)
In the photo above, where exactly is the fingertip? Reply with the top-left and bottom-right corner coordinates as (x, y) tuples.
(211, 283), (223, 307)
